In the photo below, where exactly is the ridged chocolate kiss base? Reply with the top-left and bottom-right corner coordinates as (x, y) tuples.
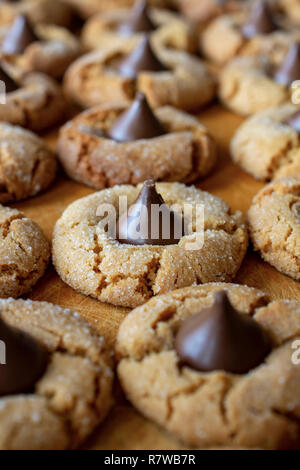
(108, 93), (166, 142)
(118, 0), (156, 35)
(2, 14), (39, 55)
(242, 0), (277, 38)
(175, 291), (271, 374)
(117, 35), (167, 79)
(117, 179), (188, 246)
(273, 43), (300, 86)
(0, 65), (18, 93)
(0, 317), (48, 396)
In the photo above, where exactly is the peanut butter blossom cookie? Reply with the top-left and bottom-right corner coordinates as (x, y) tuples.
(0, 14), (81, 79)
(0, 0), (73, 27)
(219, 40), (300, 116)
(248, 177), (300, 281)
(53, 180), (248, 308)
(0, 298), (113, 449)
(116, 283), (300, 449)
(0, 123), (56, 203)
(64, 34), (216, 111)
(231, 104), (300, 181)
(0, 64), (65, 131)
(0, 205), (50, 298)
(57, 93), (217, 189)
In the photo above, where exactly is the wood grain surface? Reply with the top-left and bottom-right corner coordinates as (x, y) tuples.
(12, 104), (300, 450)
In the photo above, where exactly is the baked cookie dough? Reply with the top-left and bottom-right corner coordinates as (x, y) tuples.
(0, 17), (81, 79)
(0, 68), (65, 131)
(231, 104), (300, 181)
(178, 0), (245, 28)
(0, 205), (50, 298)
(0, 298), (113, 450)
(62, 0), (176, 19)
(64, 43), (216, 111)
(0, 123), (57, 203)
(0, 0), (73, 27)
(81, 6), (197, 54)
(52, 183), (248, 308)
(248, 177), (300, 280)
(116, 282), (300, 449)
(57, 102), (217, 189)
(219, 56), (289, 116)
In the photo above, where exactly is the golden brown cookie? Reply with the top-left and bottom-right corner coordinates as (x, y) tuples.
(248, 177), (300, 280)
(64, 45), (216, 111)
(0, 298), (113, 450)
(116, 282), (300, 449)
(0, 23), (81, 79)
(52, 183), (248, 308)
(219, 56), (288, 116)
(63, 0), (176, 19)
(0, 0), (73, 27)
(0, 205), (50, 298)
(81, 7), (197, 54)
(57, 103), (217, 189)
(0, 123), (57, 203)
(178, 0), (244, 28)
(0, 70), (65, 131)
(231, 104), (300, 181)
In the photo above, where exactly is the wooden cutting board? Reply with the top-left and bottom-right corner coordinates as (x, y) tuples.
(12, 104), (300, 450)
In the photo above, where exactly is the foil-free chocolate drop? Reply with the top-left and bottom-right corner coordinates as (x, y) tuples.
(117, 179), (188, 245)
(117, 35), (167, 79)
(2, 14), (39, 55)
(119, 0), (156, 35)
(242, 0), (276, 38)
(0, 65), (18, 92)
(108, 92), (166, 142)
(273, 42), (300, 86)
(175, 291), (271, 374)
(0, 317), (48, 396)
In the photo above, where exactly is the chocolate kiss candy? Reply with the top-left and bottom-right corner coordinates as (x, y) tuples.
(0, 65), (18, 93)
(273, 43), (300, 86)
(242, 0), (276, 38)
(284, 111), (300, 133)
(108, 92), (166, 142)
(2, 14), (39, 55)
(117, 179), (188, 245)
(0, 317), (48, 396)
(119, 0), (156, 35)
(175, 291), (271, 374)
(117, 35), (167, 79)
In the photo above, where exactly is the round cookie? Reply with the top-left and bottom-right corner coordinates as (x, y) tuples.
(116, 282), (300, 449)
(0, 298), (113, 450)
(219, 56), (289, 116)
(52, 182), (248, 308)
(0, 205), (50, 298)
(0, 123), (57, 204)
(57, 102), (217, 189)
(0, 69), (65, 131)
(0, 0), (73, 27)
(64, 43), (216, 112)
(81, 7), (197, 54)
(248, 177), (300, 280)
(231, 104), (300, 181)
(63, 0), (176, 19)
(0, 18), (81, 79)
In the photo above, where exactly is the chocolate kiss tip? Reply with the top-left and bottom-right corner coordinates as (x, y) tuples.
(108, 92), (166, 142)
(273, 42), (300, 86)
(117, 35), (167, 79)
(0, 65), (18, 93)
(175, 290), (272, 375)
(116, 179), (187, 246)
(2, 14), (38, 55)
(242, 0), (277, 38)
(0, 317), (48, 397)
(119, 0), (156, 35)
